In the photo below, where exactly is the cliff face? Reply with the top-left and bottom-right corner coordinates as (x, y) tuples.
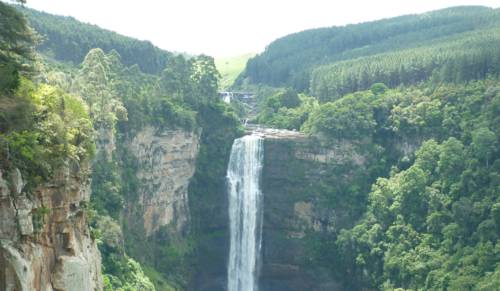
(0, 163), (102, 291)
(125, 126), (200, 237)
(259, 134), (368, 291)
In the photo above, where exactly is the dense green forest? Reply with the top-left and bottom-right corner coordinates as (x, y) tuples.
(255, 77), (500, 291)
(16, 6), (173, 74)
(238, 6), (500, 93)
(240, 6), (500, 290)
(302, 81), (500, 290)
(310, 28), (500, 101)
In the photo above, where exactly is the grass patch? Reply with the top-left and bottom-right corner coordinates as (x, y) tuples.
(215, 53), (254, 90)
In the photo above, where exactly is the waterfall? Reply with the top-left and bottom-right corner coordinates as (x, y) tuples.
(227, 135), (264, 291)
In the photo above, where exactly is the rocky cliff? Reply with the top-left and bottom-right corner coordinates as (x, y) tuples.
(0, 163), (102, 291)
(125, 126), (200, 237)
(259, 132), (370, 291)
(188, 128), (376, 291)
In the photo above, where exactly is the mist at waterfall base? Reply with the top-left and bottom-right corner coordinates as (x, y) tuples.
(226, 135), (264, 291)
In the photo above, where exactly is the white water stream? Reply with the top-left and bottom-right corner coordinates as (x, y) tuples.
(226, 135), (264, 291)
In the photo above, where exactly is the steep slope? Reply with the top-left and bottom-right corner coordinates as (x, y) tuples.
(310, 27), (500, 101)
(0, 161), (103, 291)
(3, 3), (243, 290)
(240, 7), (500, 288)
(237, 6), (500, 92)
(1, 3), (102, 289)
(255, 79), (500, 290)
(55, 47), (240, 290)
(17, 5), (172, 74)
(215, 53), (254, 90)
(0, 81), (102, 291)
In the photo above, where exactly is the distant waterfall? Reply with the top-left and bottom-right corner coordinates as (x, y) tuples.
(227, 135), (264, 291)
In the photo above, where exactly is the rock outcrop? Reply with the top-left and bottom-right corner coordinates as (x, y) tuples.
(259, 134), (368, 291)
(0, 163), (102, 291)
(189, 129), (373, 290)
(125, 126), (200, 236)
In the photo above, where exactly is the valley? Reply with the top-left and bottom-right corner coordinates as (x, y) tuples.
(1, 2), (499, 291)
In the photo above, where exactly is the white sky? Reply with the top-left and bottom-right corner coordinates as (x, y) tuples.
(22, 0), (500, 57)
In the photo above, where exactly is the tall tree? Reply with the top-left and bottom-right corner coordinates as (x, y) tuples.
(190, 55), (220, 104)
(0, 1), (35, 93)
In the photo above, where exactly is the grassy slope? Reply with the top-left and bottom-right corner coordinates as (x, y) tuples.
(215, 53), (254, 90)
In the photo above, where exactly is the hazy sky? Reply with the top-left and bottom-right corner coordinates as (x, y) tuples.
(23, 0), (500, 57)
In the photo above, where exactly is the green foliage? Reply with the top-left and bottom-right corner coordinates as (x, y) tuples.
(239, 6), (500, 92)
(158, 55), (194, 102)
(102, 257), (156, 291)
(91, 158), (123, 220)
(303, 79), (500, 144)
(44, 37), (240, 289)
(302, 90), (376, 139)
(215, 53), (254, 90)
(311, 28), (500, 101)
(142, 266), (178, 291)
(190, 101), (242, 195)
(271, 79), (500, 290)
(256, 90), (318, 130)
(0, 1), (35, 93)
(371, 83), (389, 95)
(151, 228), (195, 288)
(471, 127), (497, 167)
(73, 48), (127, 130)
(115, 54), (221, 133)
(189, 55), (221, 105)
(32, 206), (50, 232)
(17, 5), (172, 74)
(188, 100), (243, 282)
(0, 5), (240, 289)
(323, 80), (500, 290)
(1, 80), (94, 189)
(64, 48), (205, 137)
(0, 76), (36, 132)
(270, 88), (301, 109)
(89, 215), (156, 291)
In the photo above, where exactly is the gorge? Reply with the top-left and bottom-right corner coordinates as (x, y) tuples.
(1, 2), (500, 291)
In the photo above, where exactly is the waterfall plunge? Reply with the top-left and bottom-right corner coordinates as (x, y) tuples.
(227, 135), (264, 291)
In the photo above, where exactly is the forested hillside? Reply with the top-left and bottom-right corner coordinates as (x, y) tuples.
(310, 27), (500, 101)
(303, 80), (500, 290)
(0, 2), (93, 190)
(254, 72), (500, 291)
(2, 2), (241, 290)
(238, 6), (500, 93)
(246, 6), (500, 290)
(17, 6), (173, 74)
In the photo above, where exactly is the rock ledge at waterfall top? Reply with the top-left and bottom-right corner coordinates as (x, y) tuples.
(245, 125), (307, 140)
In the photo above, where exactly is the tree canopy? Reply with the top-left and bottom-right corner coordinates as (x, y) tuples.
(0, 1), (35, 93)
(17, 5), (173, 74)
(237, 6), (500, 94)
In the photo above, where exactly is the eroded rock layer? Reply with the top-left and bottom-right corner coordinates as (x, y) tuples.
(126, 126), (200, 236)
(0, 164), (102, 291)
(260, 135), (367, 291)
